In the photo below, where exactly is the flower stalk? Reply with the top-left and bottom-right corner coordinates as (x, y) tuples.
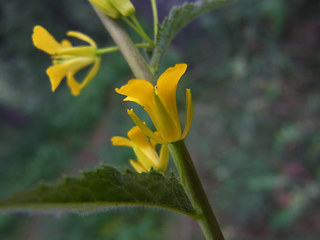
(123, 14), (154, 46)
(168, 141), (225, 240)
(96, 43), (151, 55)
(150, 0), (158, 40)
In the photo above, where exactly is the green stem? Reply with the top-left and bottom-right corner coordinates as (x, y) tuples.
(129, 14), (154, 46)
(96, 46), (119, 55)
(122, 17), (153, 46)
(150, 0), (158, 40)
(90, 4), (154, 82)
(121, 17), (142, 36)
(168, 141), (225, 240)
(96, 43), (151, 55)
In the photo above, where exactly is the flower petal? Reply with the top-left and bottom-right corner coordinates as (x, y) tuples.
(156, 63), (187, 131)
(116, 79), (155, 112)
(80, 58), (101, 89)
(127, 126), (159, 163)
(132, 145), (157, 170)
(150, 133), (159, 148)
(129, 159), (146, 173)
(32, 25), (64, 55)
(46, 58), (93, 92)
(66, 73), (81, 96)
(116, 80), (168, 133)
(154, 91), (181, 141)
(67, 31), (97, 48)
(111, 136), (132, 147)
(181, 89), (193, 139)
(127, 109), (165, 144)
(158, 144), (169, 173)
(61, 39), (72, 47)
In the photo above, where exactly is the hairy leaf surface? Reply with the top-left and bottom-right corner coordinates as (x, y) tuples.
(151, 0), (233, 71)
(0, 166), (195, 217)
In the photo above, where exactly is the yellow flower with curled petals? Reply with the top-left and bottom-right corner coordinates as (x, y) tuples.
(116, 63), (193, 144)
(32, 25), (101, 96)
(111, 126), (169, 173)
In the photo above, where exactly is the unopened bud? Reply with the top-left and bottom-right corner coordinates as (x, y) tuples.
(108, 0), (135, 17)
(89, 0), (120, 19)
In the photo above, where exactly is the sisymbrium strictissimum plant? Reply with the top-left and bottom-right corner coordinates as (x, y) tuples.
(0, 1), (235, 240)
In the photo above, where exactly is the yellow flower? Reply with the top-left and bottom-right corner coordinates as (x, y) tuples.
(32, 25), (101, 96)
(111, 126), (169, 173)
(116, 63), (193, 144)
(89, 0), (135, 18)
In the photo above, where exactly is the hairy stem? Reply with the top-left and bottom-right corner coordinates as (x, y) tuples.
(168, 141), (225, 240)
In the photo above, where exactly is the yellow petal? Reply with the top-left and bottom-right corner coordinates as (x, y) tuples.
(131, 141), (157, 170)
(181, 89), (193, 139)
(156, 63), (187, 132)
(150, 133), (159, 148)
(154, 91), (181, 141)
(128, 126), (158, 163)
(67, 31), (97, 48)
(111, 136), (132, 147)
(61, 39), (72, 47)
(66, 73), (81, 96)
(127, 109), (164, 144)
(46, 58), (93, 92)
(80, 58), (101, 89)
(32, 25), (64, 55)
(116, 80), (165, 134)
(158, 144), (169, 173)
(116, 79), (155, 112)
(127, 126), (148, 144)
(130, 159), (146, 173)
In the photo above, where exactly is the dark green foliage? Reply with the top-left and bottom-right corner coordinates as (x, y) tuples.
(151, 0), (234, 72)
(0, 166), (195, 217)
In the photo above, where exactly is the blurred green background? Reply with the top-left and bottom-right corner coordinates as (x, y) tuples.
(1, 0), (319, 239)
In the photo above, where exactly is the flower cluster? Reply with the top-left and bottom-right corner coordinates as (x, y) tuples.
(32, 4), (193, 173)
(32, 26), (101, 96)
(113, 64), (193, 172)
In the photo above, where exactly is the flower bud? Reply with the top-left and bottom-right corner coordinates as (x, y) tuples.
(108, 0), (135, 17)
(89, 0), (120, 19)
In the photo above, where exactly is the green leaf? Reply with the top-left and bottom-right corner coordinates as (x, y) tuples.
(151, 0), (234, 72)
(0, 165), (195, 217)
